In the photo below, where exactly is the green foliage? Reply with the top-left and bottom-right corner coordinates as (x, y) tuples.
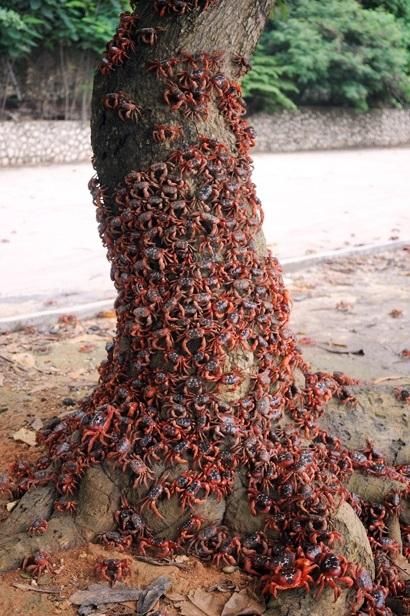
(359, 0), (410, 18)
(243, 55), (297, 111)
(248, 0), (410, 111)
(0, 0), (130, 57)
(3, 0), (410, 115)
(0, 8), (41, 59)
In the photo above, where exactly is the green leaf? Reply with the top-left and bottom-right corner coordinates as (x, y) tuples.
(247, 0), (410, 111)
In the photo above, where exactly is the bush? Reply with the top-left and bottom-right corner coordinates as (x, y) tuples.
(0, 1), (130, 119)
(0, 0), (130, 56)
(359, 0), (410, 18)
(0, 8), (41, 60)
(243, 55), (297, 112)
(247, 0), (410, 111)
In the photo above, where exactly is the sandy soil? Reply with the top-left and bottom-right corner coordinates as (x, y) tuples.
(0, 248), (409, 615)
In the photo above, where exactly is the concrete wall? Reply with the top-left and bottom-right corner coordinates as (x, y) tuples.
(1, 108), (410, 167)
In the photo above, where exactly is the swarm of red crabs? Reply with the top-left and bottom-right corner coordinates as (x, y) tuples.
(1, 6), (409, 615)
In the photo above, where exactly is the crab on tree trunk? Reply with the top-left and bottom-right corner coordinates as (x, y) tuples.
(0, 1), (409, 613)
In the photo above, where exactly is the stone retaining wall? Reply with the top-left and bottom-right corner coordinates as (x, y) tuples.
(0, 121), (91, 167)
(1, 108), (410, 166)
(252, 108), (410, 152)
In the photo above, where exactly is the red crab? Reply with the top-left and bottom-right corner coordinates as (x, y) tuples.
(153, 123), (183, 143)
(315, 553), (354, 601)
(394, 387), (410, 403)
(95, 558), (130, 585)
(136, 27), (165, 46)
(232, 53), (252, 77)
(103, 91), (142, 122)
(54, 498), (78, 513)
(128, 457), (154, 488)
(136, 537), (177, 559)
(96, 531), (133, 552)
(114, 498), (148, 536)
(0, 473), (15, 498)
(22, 551), (54, 578)
(81, 405), (120, 452)
(140, 482), (171, 520)
(262, 557), (317, 597)
(147, 58), (178, 79)
(27, 518), (48, 536)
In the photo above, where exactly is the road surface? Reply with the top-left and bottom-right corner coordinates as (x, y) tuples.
(0, 147), (409, 319)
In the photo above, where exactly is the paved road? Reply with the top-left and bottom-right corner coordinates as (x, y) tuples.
(0, 148), (409, 319)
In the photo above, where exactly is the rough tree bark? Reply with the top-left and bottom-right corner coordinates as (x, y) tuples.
(0, 2), (408, 614)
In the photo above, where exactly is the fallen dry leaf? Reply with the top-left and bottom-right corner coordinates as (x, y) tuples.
(12, 427), (37, 447)
(66, 370), (88, 379)
(169, 599), (204, 616)
(320, 346), (365, 356)
(96, 310), (116, 319)
(373, 375), (403, 384)
(335, 301), (353, 312)
(134, 554), (188, 569)
(221, 589), (265, 616)
(167, 593), (186, 602)
(69, 583), (142, 606)
(30, 383), (52, 393)
(174, 555), (190, 564)
(58, 314), (78, 325)
(12, 583), (61, 595)
(136, 575), (172, 615)
(298, 336), (316, 346)
(78, 343), (97, 353)
(30, 417), (43, 431)
(188, 588), (227, 616)
(11, 352), (36, 369)
(172, 588), (229, 616)
(209, 580), (238, 593)
(3, 342), (19, 353)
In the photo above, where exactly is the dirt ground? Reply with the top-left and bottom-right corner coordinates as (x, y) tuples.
(0, 247), (409, 615)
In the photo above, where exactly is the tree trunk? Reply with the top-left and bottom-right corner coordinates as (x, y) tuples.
(0, 3), (409, 613)
(91, 0), (274, 187)
(86, 0), (298, 540)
